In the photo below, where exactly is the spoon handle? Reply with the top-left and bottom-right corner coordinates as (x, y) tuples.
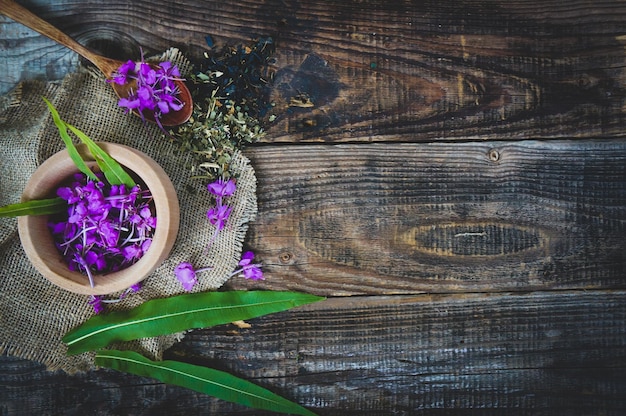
(0, 0), (101, 65)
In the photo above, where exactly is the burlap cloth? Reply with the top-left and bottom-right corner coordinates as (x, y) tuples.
(0, 49), (258, 374)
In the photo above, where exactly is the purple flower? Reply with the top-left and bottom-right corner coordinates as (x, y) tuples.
(49, 221), (68, 235)
(97, 221), (119, 247)
(108, 60), (135, 85)
(89, 281), (144, 312)
(204, 178), (236, 250)
(207, 178), (236, 199)
(159, 61), (180, 78)
(85, 250), (107, 271)
(67, 202), (88, 224)
(138, 62), (157, 85)
(174, 262), (213, 291)
(174, 262), (198, 291)
(57, 186), (80, 203)
(243, 265), (264, 281)
(121, 239), (151, 263)
(109, 55), (185, 128)
(118, 96), (141, 110)
(230, 251), (264, 281)
(88, 295), (104, 314)
(141, 238), (152, 253)
(239, 251), (255, 267)
(49, 175), (155, 283)
(129, 204), (157, 238)
(207, 204), (232, 231)
(121, 244), (142, 262)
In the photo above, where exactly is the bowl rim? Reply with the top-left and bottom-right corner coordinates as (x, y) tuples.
(17, 143), (180, 295)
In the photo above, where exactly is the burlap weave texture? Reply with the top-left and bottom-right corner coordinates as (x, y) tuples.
(0, 50), (258, 374)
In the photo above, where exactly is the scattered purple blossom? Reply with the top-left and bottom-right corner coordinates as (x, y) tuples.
(230, 251), (264, 281)
(238, 250), (255, 267)
(173, 251), (262, 292)
(108, 53), (185, 130)
(88, 295), (104, 314)
(207, 178), (236, 200)
(174, 262), (212, 292)
(207, 204), (233, 232)
(48, 173), (156, 287)
(172, 179), (261, 291)
(205, 178), (236, 248)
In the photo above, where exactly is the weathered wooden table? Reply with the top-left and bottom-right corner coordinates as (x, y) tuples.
(1, 0), (625, 414)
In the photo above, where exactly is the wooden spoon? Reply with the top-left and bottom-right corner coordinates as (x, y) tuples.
(0, 0), (192, 126)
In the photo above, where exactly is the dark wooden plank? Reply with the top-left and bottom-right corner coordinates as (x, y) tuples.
(1, 1), (625, 415)
(2, 0), (626, 141)
(224, 140), (626, 295)
(1, 291), (625, 415)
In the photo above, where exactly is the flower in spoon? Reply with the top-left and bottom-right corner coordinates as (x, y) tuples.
(108, 55), (186, 132)
(0, 0), (192, 127)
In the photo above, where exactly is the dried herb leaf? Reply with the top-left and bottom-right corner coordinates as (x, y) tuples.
(63, 291), (324, 355)
(95, 350), (317, 416)
(171, 37), (274, 182)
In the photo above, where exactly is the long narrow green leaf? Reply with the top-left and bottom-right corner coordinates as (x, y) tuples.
(95, 350), (317, 416)
(63, 291), (325, 355)
(42, 97), (98, 182)
(0, 197), (66, 217)
(64, 123), (136, 188)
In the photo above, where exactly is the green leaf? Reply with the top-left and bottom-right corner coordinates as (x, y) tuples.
(95, 350), (317, 416)
(0, 197), (66, 217)
(42, 97), (98, 182)
(63, 291), (325, 355)
(64, 123), (136, 188)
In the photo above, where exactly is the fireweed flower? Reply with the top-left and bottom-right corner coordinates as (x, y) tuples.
(175, 251), (262, 292)
(48, 174), (156, 287)
(230, 251), (264, 281)
(108, 53), (184, 130)
(109, 59), (135, 85)
(205, 178), (237, 249)
(207, 204), (232, 232)
(174, 262), (212, 292)
(88, 295), (104, 314)
(207, 178), (236, 201)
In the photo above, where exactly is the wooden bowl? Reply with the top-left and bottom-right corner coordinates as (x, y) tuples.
(17, 143), (180, 295)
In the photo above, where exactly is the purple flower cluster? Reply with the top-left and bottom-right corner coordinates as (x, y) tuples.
(173, 177), (263, 291)
(109, 57), (184, 128)
(206, 178), (236, 245)
(232, 251), (264, 281)
(174, 251), (263, 292)
(48, 173), (156, 288)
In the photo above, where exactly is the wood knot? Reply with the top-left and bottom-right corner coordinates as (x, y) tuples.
(279, 251), (294, 264)
(488, 148), (500, 162)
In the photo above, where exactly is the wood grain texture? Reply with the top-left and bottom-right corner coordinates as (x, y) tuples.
(2, 291), (625, 415)
(1, 0), (626, 414)
(2, 0), (626, 141)
(224, 140), (626, 295)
